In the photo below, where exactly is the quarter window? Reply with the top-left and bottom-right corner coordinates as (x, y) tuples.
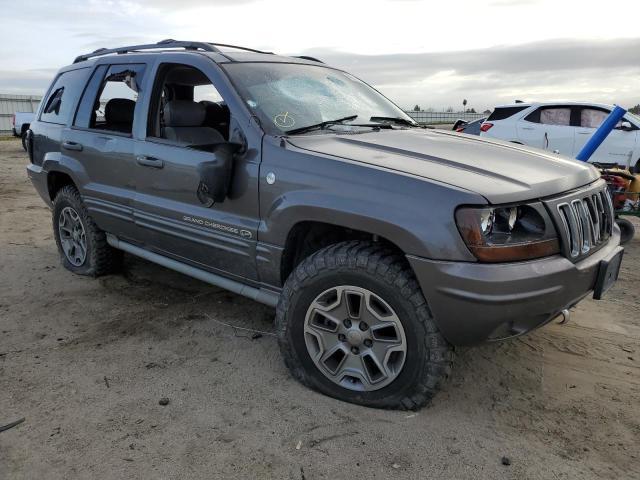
(40, 68), (89, 125)
(486, 106), (529, 121)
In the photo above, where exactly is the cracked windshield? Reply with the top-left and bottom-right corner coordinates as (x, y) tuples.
(223, 62), (415, 134)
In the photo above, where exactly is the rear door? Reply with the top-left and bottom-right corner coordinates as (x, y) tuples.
(517, 106), (576, 155)
(573, 106), (639, 165)
(132, 57), (261, 282)
(63, 62), (148, 241)
(31, 67), (90, 168)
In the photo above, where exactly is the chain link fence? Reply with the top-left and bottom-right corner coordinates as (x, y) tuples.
(0, 94), (42, 135)
(404, 111), (486, 125)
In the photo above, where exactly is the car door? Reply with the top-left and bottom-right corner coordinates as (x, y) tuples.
(132, 57), (261, 282)
(517, 106), (576, 155)
(31, 67), (90, 174)
(573, 106), (639, 165)
(63, 62), (148, 242)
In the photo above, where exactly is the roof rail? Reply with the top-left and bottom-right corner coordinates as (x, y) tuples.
(206, 42), (274, 55)
(73, 39), (275, 64)
(293, 55), (324, 63)
(73, 39), (223, 64)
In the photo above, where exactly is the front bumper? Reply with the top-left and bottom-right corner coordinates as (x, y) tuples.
(407, 228), (622, 346)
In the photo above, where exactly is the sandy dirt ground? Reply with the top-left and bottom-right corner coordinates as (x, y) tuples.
(0, 138), (638, 479)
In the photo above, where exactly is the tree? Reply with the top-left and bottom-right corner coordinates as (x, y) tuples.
(445, 106), (454, 113)
(413, 104), (421, 112)
(629, 104), (640, 115)
(483, 109), (491, 114)
(462, 99), (467, 112)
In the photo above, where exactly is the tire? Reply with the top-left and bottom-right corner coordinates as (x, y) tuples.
(276, 241), (454, 410)
(52, 185), (122, 276)
(21, 131), (28, 151)
(617, 217), (635, 245)
(634, 160), (640, 174)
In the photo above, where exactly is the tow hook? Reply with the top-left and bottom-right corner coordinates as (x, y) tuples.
(557, 309), (571, 325)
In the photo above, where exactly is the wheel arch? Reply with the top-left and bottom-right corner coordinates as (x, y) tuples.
(279, 219), (413, 286)
(47, 170), (78, 201)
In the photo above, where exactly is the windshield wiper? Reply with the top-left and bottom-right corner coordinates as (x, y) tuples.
(285, 115), (358, 135)
(370, 116), (417, 126)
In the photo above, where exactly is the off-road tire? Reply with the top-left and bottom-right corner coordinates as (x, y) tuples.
(276, 240), (454, 410)
(21, 131), (28, 151)
(617, 217), (635, 245)
(52, 185), (122, 276)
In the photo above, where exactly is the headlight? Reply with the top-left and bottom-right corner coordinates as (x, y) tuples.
(455, 203), (560, 262)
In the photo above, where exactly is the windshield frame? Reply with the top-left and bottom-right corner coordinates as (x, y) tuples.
(220, 61), (416, 136)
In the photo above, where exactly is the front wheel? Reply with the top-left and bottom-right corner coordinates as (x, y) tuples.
(617, 217), (635, 245)
(276, 241), (454, 410)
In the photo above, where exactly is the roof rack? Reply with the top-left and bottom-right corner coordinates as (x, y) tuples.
(206, 42), (274, 55)
(73, 39), (274, 64)
(293, 55), (324, 63)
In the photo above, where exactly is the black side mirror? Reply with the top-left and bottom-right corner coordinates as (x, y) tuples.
(619, 121), (633, 132)
(196, 143), (236, 206)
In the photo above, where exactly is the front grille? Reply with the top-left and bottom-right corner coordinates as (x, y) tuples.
(553, 185), (613, 260)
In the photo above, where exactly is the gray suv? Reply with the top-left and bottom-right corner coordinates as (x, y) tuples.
(26, 40), (623, 409)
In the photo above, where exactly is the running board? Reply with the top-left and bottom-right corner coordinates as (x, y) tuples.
(106, 234), (279, 307)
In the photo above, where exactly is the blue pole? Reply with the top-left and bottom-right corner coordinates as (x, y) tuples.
(575, 105), (627, 162)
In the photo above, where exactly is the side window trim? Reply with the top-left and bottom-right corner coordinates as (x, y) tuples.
(73, 64), (109, 128)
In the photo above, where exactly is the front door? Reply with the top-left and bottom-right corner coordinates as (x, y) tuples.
(573, 107), (639, 165)
(132, 59), (261, 282)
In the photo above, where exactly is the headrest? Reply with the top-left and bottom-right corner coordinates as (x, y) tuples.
(104, 98), (135, 124)
(163, 100), (206, 127)
(201, 101), (229, 126)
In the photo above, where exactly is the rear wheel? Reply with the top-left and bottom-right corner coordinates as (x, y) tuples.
(21, 131), (28, 151)
(276, 241), (454, 410)
(52, 185), (122, 276)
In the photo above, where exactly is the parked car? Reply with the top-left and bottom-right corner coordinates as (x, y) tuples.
(480, 102), (640, 171)
(452, 117), (486, 135)
(26, 40), (623, 409)
(12, 111), (35, 151)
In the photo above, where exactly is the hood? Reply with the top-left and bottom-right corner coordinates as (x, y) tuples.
(286, 128), (600, 204)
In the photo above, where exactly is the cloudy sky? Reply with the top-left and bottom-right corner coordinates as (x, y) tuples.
(1, 0), (639, 111)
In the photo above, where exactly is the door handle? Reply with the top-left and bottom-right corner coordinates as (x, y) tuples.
(62, 141), (83, 151)
(521, 127), (535, 131)
(136, 156), (164, 168)
(577, 131), (592, 135)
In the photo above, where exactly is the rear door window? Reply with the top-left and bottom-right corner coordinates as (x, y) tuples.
(525, 107), (572, 126)
(40, 68), (89, 125)
(540, 108), (571, 126)
(74, 63), (146, 134)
